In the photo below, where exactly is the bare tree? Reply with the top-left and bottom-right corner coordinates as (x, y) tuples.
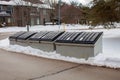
(44, 0), (57, 7)
(43, 0), (58, 24)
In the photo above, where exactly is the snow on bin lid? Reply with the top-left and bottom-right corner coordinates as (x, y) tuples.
(74, 32), (103, 44)
(55, 32), (80, 43)
(17, 32), (36, 40)
(29, 31), (49, 41)
(9, 31), (26, 39)
(40, 31), (64, 41)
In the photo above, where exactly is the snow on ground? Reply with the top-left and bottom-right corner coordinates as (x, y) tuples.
(0, 24), (120, 68)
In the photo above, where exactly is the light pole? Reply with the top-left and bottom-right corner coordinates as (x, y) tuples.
(58, 0), (61, 25)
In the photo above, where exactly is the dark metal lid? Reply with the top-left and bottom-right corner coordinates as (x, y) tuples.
(10, 31), (103, 44)
(40, 31), (64, 41)
(17, 32), (36, 40)
(29, 31), (49, 41)
(55, 32), (80, 43)
(74, 32), (103, 44)
(9, 31), (26, 39)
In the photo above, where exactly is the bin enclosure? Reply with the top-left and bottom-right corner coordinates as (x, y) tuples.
(9, 31), (103, 59)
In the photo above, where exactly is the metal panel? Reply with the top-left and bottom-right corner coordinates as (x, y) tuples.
(74, 32), (88, 44)
(74, 32), (103, 44)
(17, 32), (36, 40)
(29, 31), (49, 41)
(85, 33), (96, 42)
(89, 33), (100, 43)
(56, 43), (94, 59)
(40, 31), (64, 41)
(30, 42), (56, 52)
(55, 32), (80, 43)
(82, 32), (93, 41)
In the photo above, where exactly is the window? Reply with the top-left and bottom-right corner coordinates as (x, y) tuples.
(8, 18), (11, 23)
(43, 10), (46, 15)
(37, 18), (40, 24)
(7, 6), (12, 10)
(2, 5), (7, 10)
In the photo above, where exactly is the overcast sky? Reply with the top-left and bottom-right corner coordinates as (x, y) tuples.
(63, 0), (93, 5)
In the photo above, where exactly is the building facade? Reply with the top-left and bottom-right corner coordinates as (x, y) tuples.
(0, 0), (51, 27)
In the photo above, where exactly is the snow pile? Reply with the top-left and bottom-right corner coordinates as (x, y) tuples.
(0, 24), (120, 68)
(93, 54), (120, 68)
(0, 38), (9, 47)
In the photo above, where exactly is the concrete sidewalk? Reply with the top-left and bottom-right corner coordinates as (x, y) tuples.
(0, 49), (120, 80)
(0, 32), (120, 80)
(0, 49), (78, 80)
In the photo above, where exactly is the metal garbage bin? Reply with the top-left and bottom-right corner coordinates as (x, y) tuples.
(37, 31), (64, 52)
(55, 32), (103, 59)
(16, 32), (36, 46)
(9, 31), (26, 45)
(28, 31), (49, 49)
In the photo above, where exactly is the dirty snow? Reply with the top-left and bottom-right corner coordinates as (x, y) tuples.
(0, 24), (120, 68)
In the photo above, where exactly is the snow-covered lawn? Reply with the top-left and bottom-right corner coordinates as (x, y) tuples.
(0, 24), (120, 68)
